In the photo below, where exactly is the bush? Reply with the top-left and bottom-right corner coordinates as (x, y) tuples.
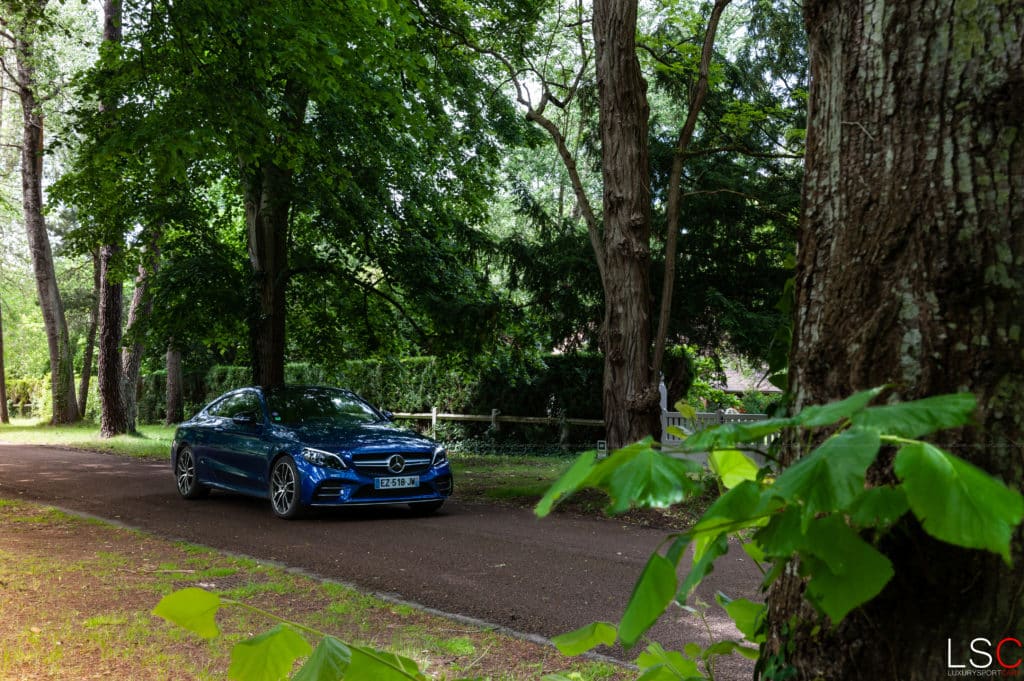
(135, 355), (607, 448)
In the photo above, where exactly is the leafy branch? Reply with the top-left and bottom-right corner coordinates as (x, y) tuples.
(535, 388), (1024, 678)
(153, 587), (434, 681)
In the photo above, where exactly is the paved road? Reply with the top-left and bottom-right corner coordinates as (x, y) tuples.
(0, 444), (762, 678)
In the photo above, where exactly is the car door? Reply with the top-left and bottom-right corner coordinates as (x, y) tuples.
(213, 390), (272, 492)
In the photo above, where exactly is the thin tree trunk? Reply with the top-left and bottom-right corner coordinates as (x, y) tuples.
(77, 249), (100, 417)
(0, 297), (8, 425)
(650, 0), (730, 388)
(592, 0), (659, 448)
(121, 257), (155, 430)
(165, 344), (183, 425)
(764, 2), (1024, 678)
(14, 18), (79, 425)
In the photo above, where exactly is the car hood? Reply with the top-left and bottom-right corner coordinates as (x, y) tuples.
(283, 422), (437, 454)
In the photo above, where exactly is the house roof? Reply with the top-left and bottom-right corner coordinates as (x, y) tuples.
(714, 366), (783, 394)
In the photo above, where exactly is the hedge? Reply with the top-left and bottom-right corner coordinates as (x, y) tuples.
(136, 355), (606, 449)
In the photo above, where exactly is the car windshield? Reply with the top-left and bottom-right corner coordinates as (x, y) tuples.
(264, 387), (382, 427)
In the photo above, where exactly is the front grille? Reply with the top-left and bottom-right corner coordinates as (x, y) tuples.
(351, 453), (431, 475)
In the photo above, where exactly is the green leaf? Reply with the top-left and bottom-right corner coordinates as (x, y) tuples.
(690, 481), (777, 546)
(795, 386), (886, 427)
(674, 402), (697, 420)
(344, 646), (425, 680)
(895, 442), (1024, 562)
(152, 588), (222, 640)
(228, 625), (313, 681)
(636, 643), (701, 680)
(678, 534), (729, 600)
(848, 486), (909, 528)
(702, 640), (760, 660)
(770, 427), (881, 523)
(620, 554), (679, 648)
(753, 506), (802, 559)
(715, 594), (765, 643)
(588, 438), (702, 513)
(683, 418), (793, 452)
(293, 636), (351, 681)
(801, 517), (894, 623)
(551, 622), (617, 656)
(535, 450), (597, 517)
(666, 425), (690, 440)
(852, 393), (976, 438)
(708, 450), (761, 489)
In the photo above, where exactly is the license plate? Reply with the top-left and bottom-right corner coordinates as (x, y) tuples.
(375, 476), (419, 490)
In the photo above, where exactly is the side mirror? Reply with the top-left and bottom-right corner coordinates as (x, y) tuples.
(382, 410), (395, 422)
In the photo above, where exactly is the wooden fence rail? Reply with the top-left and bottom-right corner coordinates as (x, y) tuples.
(393, 408), (768, 443)
(391, 408), (604, 430)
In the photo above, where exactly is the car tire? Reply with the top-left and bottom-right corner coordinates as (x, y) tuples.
(270, 456), (304, 519)
(408, 500), (444, 516)
(175, 446), (208, 500)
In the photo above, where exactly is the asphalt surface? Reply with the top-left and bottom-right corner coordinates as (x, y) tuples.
(0, 444), (763, 678)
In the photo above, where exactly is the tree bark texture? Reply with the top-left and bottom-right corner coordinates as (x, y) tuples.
(245, 161), (291, 389)
(97, 0), (131, 437)
(165, 345), (183, 425)
(592, 0), (660, 449)
(0, 297), (8, 424)
(77, 250), (100, 418)
(765, 2), (1024, 679)
(15, 28), (79, 425)
(244, 83), (306, 389)
(98, 244), (128, 437)
(121, 259), (155, 430)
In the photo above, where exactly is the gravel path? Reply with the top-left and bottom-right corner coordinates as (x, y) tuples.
(0, 444), (762, 679)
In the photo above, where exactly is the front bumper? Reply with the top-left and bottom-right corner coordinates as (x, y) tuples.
(297, 458), (453, 507)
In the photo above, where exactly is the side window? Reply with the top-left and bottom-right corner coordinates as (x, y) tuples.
(209, 392), (261, 419)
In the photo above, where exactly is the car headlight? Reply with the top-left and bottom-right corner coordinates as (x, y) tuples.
(431, 445), (448, 467)
(302, 447), (347, 470)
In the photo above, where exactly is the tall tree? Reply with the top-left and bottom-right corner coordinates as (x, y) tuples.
(765, 2), (1024, 678)
(591, 0), (659, 446)
(485, 0), (794, 447)
(95, 0), (128, 437)
(1, 0), (79, 424)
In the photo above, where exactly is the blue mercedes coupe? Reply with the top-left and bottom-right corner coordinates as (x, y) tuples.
(171, 385), (453, 518)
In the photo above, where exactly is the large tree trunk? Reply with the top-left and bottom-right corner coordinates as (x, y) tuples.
(97, 244), (128, 436)
(244, 162), (291, 389)
(14, 24), (79, 425)
(77, 250), (100, 417)
(165, 345), (183, 425)
(764, 2), (1024, 679)
(244, 83), (306, 389)
(97, 0), (130, 437)
(592, 0), (660, 449)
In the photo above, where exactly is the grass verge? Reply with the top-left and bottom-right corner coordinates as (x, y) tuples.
(0, 498), (626, 680)
(0, 418), (175, 458)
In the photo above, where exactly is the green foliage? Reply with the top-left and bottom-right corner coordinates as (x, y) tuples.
(153, 588), (431, 680)
(535, 389), (1024, 678)
(138, 355), (606, 436)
